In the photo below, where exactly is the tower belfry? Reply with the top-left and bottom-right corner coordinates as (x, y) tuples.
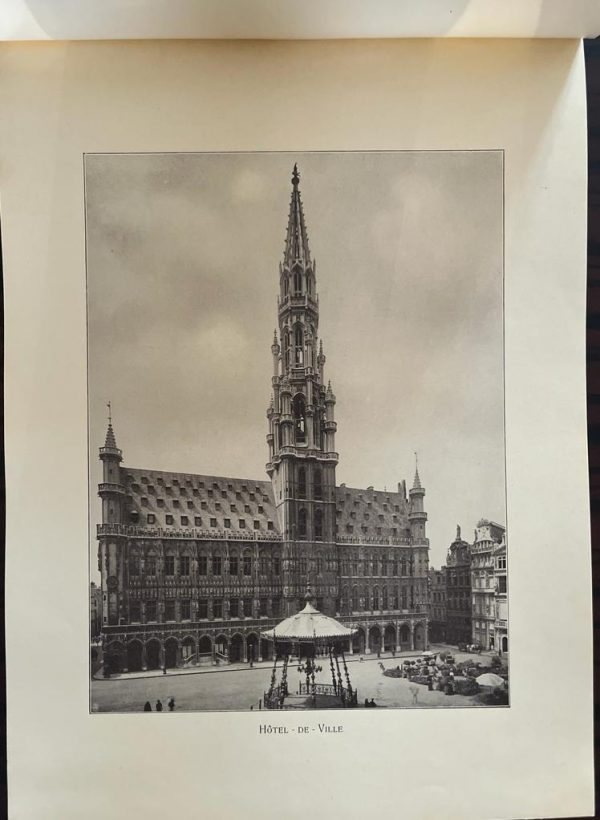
(266, 165), (338, 615)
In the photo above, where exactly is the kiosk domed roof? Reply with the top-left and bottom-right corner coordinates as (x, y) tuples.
(261, 588), (356, 642)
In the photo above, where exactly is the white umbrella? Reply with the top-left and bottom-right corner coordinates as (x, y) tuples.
(421, 650), (434, 657)
(476, 672), (504, 689)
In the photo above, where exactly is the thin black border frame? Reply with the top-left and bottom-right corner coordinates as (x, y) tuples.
(84, 148), (508, 715)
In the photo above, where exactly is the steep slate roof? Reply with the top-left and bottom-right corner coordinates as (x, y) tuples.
(121, 467), (414, 544)
(123, 468), (279, 535)
(334, 484), (411, 541)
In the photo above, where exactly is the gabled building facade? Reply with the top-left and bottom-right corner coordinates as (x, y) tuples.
(97, 166), (430, 674)
(445, 526), (472, 645)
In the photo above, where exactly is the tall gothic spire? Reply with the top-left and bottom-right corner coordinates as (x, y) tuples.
(412, 452), (422, 489)
(283, 164), (312, 269)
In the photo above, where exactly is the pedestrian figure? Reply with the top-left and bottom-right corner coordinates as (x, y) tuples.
(168, 697), (175, 712)
(162, 667), (167, 675)
(364, 698), (370, 708)
(143, 701), (152, 712)
(409, 685), (419, 704)
(156, 699), (163, 712)
(369, 698), (377, 708)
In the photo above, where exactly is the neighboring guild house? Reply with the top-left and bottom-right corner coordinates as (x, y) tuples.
(97, 166), (430, 675)
(471, 519), (506, 651)
(493, 533), (508, 655)
(445, 526), (472, 646)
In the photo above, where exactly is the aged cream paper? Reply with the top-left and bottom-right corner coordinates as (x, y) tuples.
(2, 39), (593, 819)
(2, 0), (600, 40)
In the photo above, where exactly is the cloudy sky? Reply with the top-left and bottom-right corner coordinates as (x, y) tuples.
(86, 151), (504, 574)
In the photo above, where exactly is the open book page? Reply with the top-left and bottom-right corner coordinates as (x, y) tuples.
(2, 38), (593, 819)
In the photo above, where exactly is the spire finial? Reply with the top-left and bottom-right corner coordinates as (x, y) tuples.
(304, 583), (316, 606)
(292, 163), (299, 187)
(104, 402), (119, 451)
(412, 451), (422, 489)
(457, 524), (461, 540)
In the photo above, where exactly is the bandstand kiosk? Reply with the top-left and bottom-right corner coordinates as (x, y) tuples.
(261, 588), (358, 709)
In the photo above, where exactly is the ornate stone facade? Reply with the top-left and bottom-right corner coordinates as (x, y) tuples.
(98, 167), (429, 674)
(471, 520), (505, 650)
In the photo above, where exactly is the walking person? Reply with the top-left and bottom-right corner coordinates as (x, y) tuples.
(156, 699), (163, 712)
(168, 697), (175, 712)
(409, 685), (419, 704)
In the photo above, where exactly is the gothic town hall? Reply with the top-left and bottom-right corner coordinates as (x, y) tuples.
(97, 166), (430, 674)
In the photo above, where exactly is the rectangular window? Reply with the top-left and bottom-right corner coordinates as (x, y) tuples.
(229, 554), (238, 575)
(129, 600), (141, 622)
(181, 599), (191, 620)
(180, 555), (190, 576)
(244, 504), (251, 513)
(165, 600), (176, 621)
(157, 498), (165, 507)
(212, 554), (222, 575)
(498, 576), (507, 593)
(243, 553), (252, 575)
(165, 514), (174, 525)
(187, 501), (194, 509)
(173, 499), (180, 507)
(224, 518), (231, 529)
(267, 520), (274, 530)
(243, 598), (253, 618)
(258, 505), (264, 513)
(181, 515), (189, 526)
(198, 555), (208, 575)
(273, 556), (281, 575)
(201, 501), (207, 509)
(212, 599), (222, 619)
(254, 520), (260, 530)
(210, 518), (217, 528)
(229, 599), (239, 618)
(145, 600), (157, 621)
(239, 519), (246, 529)
(260, 598), (268, 616)
(146, 557), (156, 575)
(147, 513), (156, 525)
(194, 516), (202, 526)
(164, 555), (175, 575)
(198, 599), (208, 619)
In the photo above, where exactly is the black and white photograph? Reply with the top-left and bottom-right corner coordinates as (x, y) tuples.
(87, 151), (507, 713)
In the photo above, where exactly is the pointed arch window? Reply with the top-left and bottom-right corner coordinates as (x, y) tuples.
(283, 329), (291, 370)
(298, 466), (306, 499)
(298, 508), (307, 539)
(351, 587), (359, 612)
(294, 324), (304, 365)
(283, 274), (289, 296)
(373, 587), (380, 611)
(315, 509), (323, 541)
(293, 268), (302, 294)
(292, 394), (306, 443)
(314, 469), (323, 500)
(382, 587), (388, 610)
